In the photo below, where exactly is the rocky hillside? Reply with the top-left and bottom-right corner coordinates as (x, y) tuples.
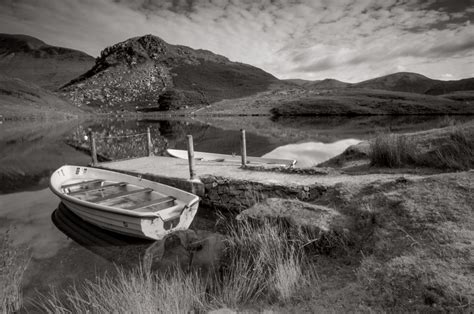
(0, 34), (95, 90)
(60, 34), (278, 112)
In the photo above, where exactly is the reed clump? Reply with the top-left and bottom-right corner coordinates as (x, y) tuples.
(0, 230), (30, 313)
(369, 133), (415, 167)
(37, 220), (319, 313)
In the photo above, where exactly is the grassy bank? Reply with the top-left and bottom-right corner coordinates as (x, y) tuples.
(27, 167), (474, 313)
(321, 119), (474, 172)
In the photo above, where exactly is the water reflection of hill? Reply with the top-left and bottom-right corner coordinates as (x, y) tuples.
(0, 119), (90, 193)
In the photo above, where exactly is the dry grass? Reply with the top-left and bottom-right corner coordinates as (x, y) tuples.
(357, 254), (473, 311)
(39, 266), (206, 314)
(0, 229), (30, 313)
(37, 220), (318, 313)
(353, 172), (474, 311)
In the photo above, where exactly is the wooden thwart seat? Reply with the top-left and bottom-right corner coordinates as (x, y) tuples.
(62, 179), (103, 189)
(90, 188), (153, 203)
(127, 196), (175, 212)
(68, 182), (127, 195)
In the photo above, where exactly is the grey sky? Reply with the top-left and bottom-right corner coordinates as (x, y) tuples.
(1, 0), (473, 82)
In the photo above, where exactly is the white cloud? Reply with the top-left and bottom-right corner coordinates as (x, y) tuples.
(0, 0), (472, 82)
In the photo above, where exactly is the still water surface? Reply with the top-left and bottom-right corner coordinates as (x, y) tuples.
(0, 115), (469, 306)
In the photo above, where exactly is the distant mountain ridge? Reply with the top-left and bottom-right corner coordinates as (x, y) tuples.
(352, 72), (474, 95)
(61, 34), (278, 111)
(292, 72), (474, 95)
(0, 33), (95, 90)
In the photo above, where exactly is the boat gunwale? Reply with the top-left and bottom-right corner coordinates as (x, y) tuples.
(50, 165), (200, 220)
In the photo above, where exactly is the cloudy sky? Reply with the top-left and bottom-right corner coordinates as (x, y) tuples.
(1, 0), (473, 82)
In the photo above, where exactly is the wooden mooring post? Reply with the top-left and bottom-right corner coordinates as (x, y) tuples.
(88, 131), (98, 166)
(240, 129), (247, 167)
(187, 135), (196, 180)
(146, 127), (153, 156)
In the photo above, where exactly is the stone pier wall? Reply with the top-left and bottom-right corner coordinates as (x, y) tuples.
(200, 175), (328, 212)
(95, 165), (329, 212)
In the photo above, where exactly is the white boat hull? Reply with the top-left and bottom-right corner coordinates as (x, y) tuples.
(167, 149), (296, 167)
(50, 165), (200, 240)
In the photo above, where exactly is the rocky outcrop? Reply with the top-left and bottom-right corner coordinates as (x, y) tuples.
(60, 34), (277, 112)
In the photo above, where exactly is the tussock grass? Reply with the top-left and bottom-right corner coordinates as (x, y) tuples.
(212, 220), (314, 307)
(432, 127), (474, 170)
(370, 133), (415, 167)
(272, 252), (304, 301)
(1, 229), (30, 313)
(37, 220), (318, 313)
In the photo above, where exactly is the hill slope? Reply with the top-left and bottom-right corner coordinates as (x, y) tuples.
(0, 74), (83, 119)
(306, 78), (352, 90)
(425, 77), (474, 95)
(283, 78), (351, 90)
(0, 33), (95, 90)
(198, 88), (474, 116)
(352, 72), (435, 93)
(61, 34), (278, 112)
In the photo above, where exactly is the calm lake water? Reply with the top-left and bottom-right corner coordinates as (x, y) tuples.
(0, 115), (470, 307)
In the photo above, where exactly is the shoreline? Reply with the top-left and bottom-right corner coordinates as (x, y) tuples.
(3, 111), (474, 121)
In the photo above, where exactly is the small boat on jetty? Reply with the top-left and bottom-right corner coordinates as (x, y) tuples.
(167, 149), (296, 167)
(49, 165), (200, 240)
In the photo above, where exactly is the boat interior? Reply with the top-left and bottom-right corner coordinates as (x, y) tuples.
(61, 179), (177, 214)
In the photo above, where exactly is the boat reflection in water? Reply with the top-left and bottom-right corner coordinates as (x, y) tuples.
(52, 203), (225, 273)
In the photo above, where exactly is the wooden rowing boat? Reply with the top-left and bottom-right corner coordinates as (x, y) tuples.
(49, 165), (200, 240)
(166, 149), (296, 167)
